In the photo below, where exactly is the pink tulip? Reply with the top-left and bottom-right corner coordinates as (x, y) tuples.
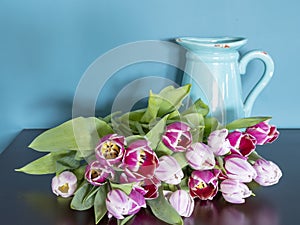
(186, 142), (215, 170)
(227, 131), (257, 157)
(168, 190), (195, 217)
(51, 171), (77, 198)
(122, 139), (158, 180)
(207, 129), (231, 156)
(134, 177), (161, 200)
(224, 155), (257, 183)
(85, 160), (114, 186)
(253, 158), (282, 186)
(155, 155), (184, 185)
(95, 134), (126, 165)
(162, 122), (192, 152)
(106, 189), (146, 219)
(246, 121), (279, 145)
(220, 179), (252, 204)
(188, 170), (219, 200)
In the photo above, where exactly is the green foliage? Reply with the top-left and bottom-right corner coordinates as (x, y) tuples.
(29, 117), (113, 153)
(94, 185), (109, 224)
(71, 182), (97, 211)
(226, 116), (271, 130)
(147, 187), (183, 225)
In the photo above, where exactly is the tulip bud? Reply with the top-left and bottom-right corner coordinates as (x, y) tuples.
(227, 131), (257, 157)
(207, 129), (231, 156)
(224, 155), (257, 183)
(220, 179), (252, 204)
(246, 121), (279, 145)
(51, 171), (77, 198)
(253, 158), (282, 186)
(106, 189), (146, 219)
(186, 142), (215, 170)
(168, 190), (194, 217)
(155, 155), (183, 185)
(162, 122), (192, 152)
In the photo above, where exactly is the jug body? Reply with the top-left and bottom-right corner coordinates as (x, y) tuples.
(176, 37), (274, 125)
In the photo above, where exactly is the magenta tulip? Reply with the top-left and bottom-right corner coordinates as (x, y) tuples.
(168, 190), (194, 217)
(186, 142), (215, 170)
(51, 171), (77, 198)
(122, 139), (158, 180)
(95, 134), (126, 165)
(162, 122), (192, 152)
(220, 179), (252, 204)
(253, 158), (282, 186)
(85, 160), (114, 186)
(246, 121), (279, 145)
(188, 170), (219, 200)
(227, 131), (257, 157)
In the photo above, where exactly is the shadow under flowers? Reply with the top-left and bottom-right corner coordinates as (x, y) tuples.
(21, 192), (279, 225)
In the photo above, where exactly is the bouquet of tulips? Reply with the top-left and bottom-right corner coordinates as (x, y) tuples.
(16, 84), (282, 225)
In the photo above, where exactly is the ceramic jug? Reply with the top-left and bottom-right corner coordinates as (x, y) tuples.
(176, 37), (274, 124)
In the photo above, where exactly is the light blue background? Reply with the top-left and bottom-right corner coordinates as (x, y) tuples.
(1, 0), (299, 153)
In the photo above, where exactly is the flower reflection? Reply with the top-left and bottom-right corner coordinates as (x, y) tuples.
(22, 192), (279, 225)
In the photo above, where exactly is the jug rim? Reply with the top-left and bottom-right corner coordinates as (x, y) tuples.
(176, 37), (247, 50)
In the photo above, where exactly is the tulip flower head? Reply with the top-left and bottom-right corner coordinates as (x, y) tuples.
(188, 170), (219, 200)
(95, 134), (126, 165)
(207, 129), (231, 156)
(186, 142), (215, 170)
(155, 155), (184, 185)
(168, 190), (195, 217)
(122, 139), (159, 180)
(51, 171), (77, 198)
(85, 160), (114, 186)
(253, 158), (282, 186)
(162, 122), (192, 152)
(220, 179), (252, 204)
(106, 189), (146, 219)
(246, 121), (279, 145)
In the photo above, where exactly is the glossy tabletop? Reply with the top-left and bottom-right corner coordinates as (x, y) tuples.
(0, 129), (299, 225)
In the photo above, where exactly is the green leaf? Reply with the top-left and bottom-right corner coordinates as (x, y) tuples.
(155, 141), (173, 157)
(55, 151), (81, 174)
(226, 116), (272, 130)
(182, 112), (205, 142)
(171, 152), (188, 168)
(94, 185), (108, 224)
(203, 117), (219, 141)
(141, 85), (191, 123)
(110, 182), (134, 195)
(29, 117), (113, 152)
(15, 151), (82, 175)
(15, 153), (57, 175)
(125, 135), (146, 145)
(146, 115), (168, 149)
(73, 165), (87, 182)
(147, 187), (183, 225)
(182, 98), (209, 117)
(70, 182), (95, 211)
(118, 214), (135, 225)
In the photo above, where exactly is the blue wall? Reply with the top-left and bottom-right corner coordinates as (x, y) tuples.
(1, 0), (299, 152)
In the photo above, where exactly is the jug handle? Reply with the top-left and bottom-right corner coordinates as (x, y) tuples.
(239, 50), (274, 117)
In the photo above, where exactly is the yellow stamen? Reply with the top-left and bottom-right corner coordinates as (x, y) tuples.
(101, 141), (120, 159)
(58, 183), (69, 193)
(196, 181), (207, 189)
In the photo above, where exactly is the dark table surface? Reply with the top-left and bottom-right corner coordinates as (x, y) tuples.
(0, 129), (299, 225)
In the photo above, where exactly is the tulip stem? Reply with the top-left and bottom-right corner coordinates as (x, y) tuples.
(176, 184), (181, 190)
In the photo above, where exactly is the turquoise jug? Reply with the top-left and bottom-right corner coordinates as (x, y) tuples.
(176, 37), (274, 124)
